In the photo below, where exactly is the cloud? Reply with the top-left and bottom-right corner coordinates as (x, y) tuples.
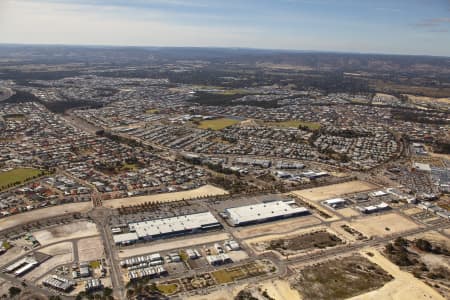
(415, 17), (450, 27)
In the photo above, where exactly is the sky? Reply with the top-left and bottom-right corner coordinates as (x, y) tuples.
(0, 0), (449, 56)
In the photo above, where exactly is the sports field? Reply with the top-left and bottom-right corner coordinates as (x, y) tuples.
(0, 168), (43, 190)
(197, 118), (240, 130)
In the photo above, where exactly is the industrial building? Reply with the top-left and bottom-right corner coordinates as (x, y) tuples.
(120, 253), (163, 268)
(5, 256), (39, 276)
(358, 202), (390, 214)
(224, 200), (309, 226)
(322, 198), (346, 209)
(43, 275), (76, 292)
(128, 266), (167, 281)
(85, 278), (103, 292)
(113, 212), (221, 245)
(206, 254), (232, 266)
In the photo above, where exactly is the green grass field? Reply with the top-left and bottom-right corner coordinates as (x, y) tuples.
(197, 118), (240, 130)
(212, 268), (246, 284)
(0, 168), (43, 190)
(266, 120), (321, 130)
(156, 283), (178, 295)
(90, 261), (101, 269)
(3, 114), (25, 120)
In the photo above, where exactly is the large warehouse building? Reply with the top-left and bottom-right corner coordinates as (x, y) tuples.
(224, 200), (309, 226)
(113, 212), (221, 245)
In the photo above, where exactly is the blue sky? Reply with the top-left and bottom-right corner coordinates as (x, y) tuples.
(0, 0), (449, 56)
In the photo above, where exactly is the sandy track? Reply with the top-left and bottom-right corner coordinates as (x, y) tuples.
(0, 202), (92, 231)
(118, 232), (231, 258)
(291, 180), (377, 202)
(33, 221), (99, 245)
(104, 185), (228, 208)
(349, 249), (445, 300)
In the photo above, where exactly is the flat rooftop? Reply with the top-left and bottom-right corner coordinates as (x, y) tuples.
(129, 211), (220, 239)
(225, 200), (309, 226)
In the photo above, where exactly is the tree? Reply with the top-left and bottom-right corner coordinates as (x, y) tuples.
(8, 287), (21, 298)
(415, 239), (432, 252)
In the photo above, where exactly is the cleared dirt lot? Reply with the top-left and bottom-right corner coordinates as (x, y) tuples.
(185, 283), (247, 300)
(260, 280), (302, 300)
(77, 236), (104, 261)
(245, 225), (345, 256)
(118, 232), (231, 258)
(349, 213), (421, 238)
(402, 207), (424, 216)
(349, 249), (445, 300)
(104, 185), (228, 208)
(339, 207), (360, 218)
(0, 202), (92, 231)
(233, 215), (322, 240)
(25, 243), (73, 282)
(24, 253), (73, 282)
(0, 244), (27, 267)
(291, 180), (377, 202)
(410, 230), (450, 249)
(293, 254), (393, 300)
(40, 242), (73, 256)
(33, 221), (99, 245)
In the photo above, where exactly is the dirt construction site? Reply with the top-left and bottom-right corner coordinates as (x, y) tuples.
(103, 184), (228, 208)
(291, 180), (378, 202)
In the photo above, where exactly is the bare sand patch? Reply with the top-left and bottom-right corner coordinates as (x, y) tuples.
(339, 207), (360, 218)
(118, 232), (231, 258)
(443, 228), (450, 236)
(291, 181), (377, 202)
(402, 207), (423, 216)
(24, 252), (73, 282)
(259, 279), (302, 300)
(0, 244), (27, 267)
(0, 202), (92, 231)
(410, 230), (450, 249)
(233, 215), (322, 240)
(77, 236), (104, 262)
(349, 249), (445, 300)
(329, 221), (366, 242)
(406, 94), (450, 105)
(350, 213), (421, 238)
(185, 283), (247, 300)
(227, 250), (248, 262)
(33, 221), (99, 245)
(40, 242), (73, 256)
(104, 185), (228, 208)
(244, 225), (336, 251)
(244, 225), (345, 259)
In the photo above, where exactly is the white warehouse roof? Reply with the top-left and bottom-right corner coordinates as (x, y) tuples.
(112, 232), (139, 245)
(225, 200), (309, 226)
(129, 212), (220, 239)
(323, 198), (346, 205)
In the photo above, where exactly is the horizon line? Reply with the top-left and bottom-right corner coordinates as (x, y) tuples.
(0, 42), (448, 59)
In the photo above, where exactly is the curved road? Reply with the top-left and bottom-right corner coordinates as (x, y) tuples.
(0, 87), (14, 102)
